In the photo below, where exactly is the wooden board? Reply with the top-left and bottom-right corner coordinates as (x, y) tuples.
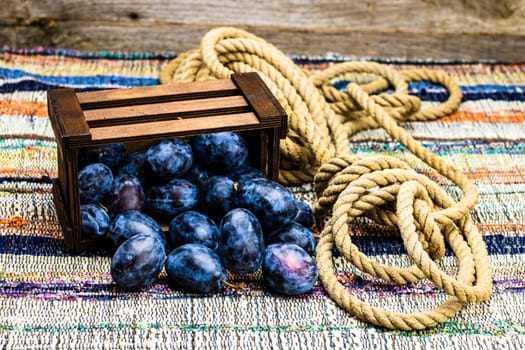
(77, 80), (239, 109)
(2, 0), (524, 61)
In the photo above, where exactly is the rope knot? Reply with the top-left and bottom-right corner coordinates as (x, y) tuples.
(314, 155), (450, 268)
(397, 180), (446, 261)
(314, 154), (493, 330)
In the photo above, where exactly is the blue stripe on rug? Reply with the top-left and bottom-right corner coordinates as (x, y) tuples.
(0, 235), (112, 257)
(1, 234), (522, 257)
(332, 80), (525, 102)
(0, 68), (159, 89)
(1, 68), (525, 102)
(0, 81), (134, 93)
(2, 81), (524, 103)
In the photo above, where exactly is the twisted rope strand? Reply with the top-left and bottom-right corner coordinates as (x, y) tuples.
(159, 27), (493, 330)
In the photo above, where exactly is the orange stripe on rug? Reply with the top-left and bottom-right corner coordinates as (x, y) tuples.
(440, 110), (525, 123)
(0, 101), (48, 117)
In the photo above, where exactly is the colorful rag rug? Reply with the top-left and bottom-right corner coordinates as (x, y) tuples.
(0, 49), (524, 349)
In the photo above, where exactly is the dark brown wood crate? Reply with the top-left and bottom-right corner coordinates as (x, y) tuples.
(47, 72), (287, 252)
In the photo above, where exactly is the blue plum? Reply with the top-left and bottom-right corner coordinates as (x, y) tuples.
(145, 178), (199, 220)
(145, 138), (193, 180)
(293, 200), (315, 229)
(266, 221), (316, 256)
(78, 143), (127, 170)
(165, 243), (226, 294)
(168, 211), (220, 250)
(228, 165), (263, 183)
(118, 150), (148, 183)
(105, 174), (145, 215)
(218, 208), (264, 274)
(110, 234), (166, 290)
(263, 243), (318, 295)
(235, 178), (298, 232)
(200, 175), (236, 223)
(190, 132), (248, 173)
(108, 210), (166, 248)
(78, 163), (113, 204)
(80, 204), (110, 239)
(183, 161), (210, 188)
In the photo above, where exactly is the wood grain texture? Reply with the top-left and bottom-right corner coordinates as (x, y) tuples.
(2, 0), (525, 60)
(89, 113), (261, 142)
(78, 80), (239, 109)
(83, 95), (249, 126)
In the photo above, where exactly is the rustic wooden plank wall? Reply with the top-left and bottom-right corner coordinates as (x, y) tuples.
(1, 0), (524, 61)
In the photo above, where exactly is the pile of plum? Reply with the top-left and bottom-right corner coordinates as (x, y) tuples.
(77, 131), (318, 296)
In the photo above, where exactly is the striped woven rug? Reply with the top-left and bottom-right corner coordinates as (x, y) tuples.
(0, 49), (524, 349)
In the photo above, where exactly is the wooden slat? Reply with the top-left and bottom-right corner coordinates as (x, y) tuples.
(77, 79), (239, 109)
(83, 95), (249, 126)
(47, 89), (90, 145)
(232, 72), (288, 138)
(89, 112), (264, 143)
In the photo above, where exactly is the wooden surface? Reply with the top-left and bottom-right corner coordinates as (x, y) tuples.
(1, 0), (524, 61)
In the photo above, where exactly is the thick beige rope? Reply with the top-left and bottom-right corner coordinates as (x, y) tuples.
(160, 27), (492, 330)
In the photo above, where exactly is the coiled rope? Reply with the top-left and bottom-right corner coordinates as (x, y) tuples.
(160, 27), (492, 330)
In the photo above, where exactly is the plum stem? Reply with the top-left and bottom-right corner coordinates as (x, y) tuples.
(221, 279), (245, 290)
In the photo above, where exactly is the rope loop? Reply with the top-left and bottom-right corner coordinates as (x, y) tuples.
(315, 157), (492, 329)
(159, 26), (493, 331)
(396, 180), (492, 302)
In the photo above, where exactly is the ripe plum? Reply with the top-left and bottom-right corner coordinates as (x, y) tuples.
(200, 175), (236, 223)
(108, 210), (166, 248)
(190, 132), (248, 173)
(145, 178), (198, 220)
(78, 163), (113, 204)
(165, 243), (226, 294)
(228, 165), (263, 183)
(168, 211), (220, 250)
(118, 150), (148, 184)
(105, 174), (145, 215)
(263, 243), (318, 295)
(110, 234), (166, 290)
(78, 143), (126, 170)
(145, 138), (193, 180)
(293, 200), (315, 229)
(218, 208), (264, 274)
(80, 204), (110, 239)
(183, 161), (210, 188)
(266, 221), (316, 256)
(235, 178), (298, 232)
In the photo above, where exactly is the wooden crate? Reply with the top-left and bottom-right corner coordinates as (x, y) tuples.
(47, 72), (287, 252)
